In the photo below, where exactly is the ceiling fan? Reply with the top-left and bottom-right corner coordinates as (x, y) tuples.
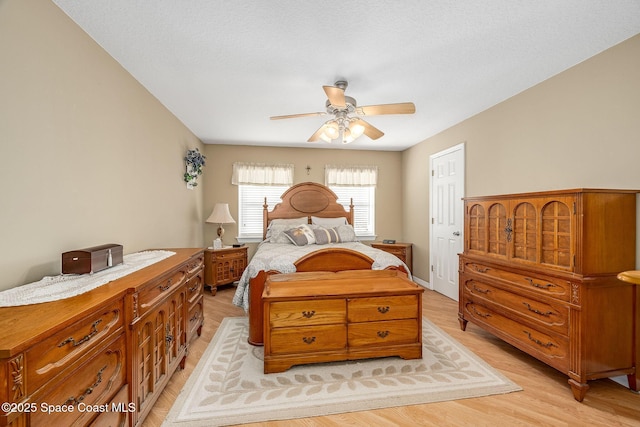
(270, 80), (416, 144)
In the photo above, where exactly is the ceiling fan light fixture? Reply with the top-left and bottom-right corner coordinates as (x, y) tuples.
(319, 120), (340, 142)
(349, 121), (365, 139)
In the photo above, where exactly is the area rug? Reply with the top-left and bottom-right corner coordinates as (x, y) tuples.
(163, 317), (521, 426)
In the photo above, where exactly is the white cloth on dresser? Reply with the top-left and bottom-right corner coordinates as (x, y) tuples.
(231, 241), (410, 311)
(0, 250), (175, 307)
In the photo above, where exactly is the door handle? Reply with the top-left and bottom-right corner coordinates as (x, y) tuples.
(453, 231), (461, 236)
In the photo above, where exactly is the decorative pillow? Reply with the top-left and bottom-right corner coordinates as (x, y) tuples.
(313, 227), (341, 245)
(311, 216), (348, 227)
(284, 224), (316, 246)
(335, 224), (357, 242)
(266, 223), (296, 243)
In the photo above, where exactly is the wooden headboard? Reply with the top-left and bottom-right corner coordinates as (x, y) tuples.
(263, 182), (354, 239)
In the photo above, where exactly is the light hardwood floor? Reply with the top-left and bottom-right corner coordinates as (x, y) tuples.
(142, 285), (640, 427)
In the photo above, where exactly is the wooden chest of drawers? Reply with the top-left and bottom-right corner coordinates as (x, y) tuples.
(263, 270), (423, 373)
(459, 189), (639, 401)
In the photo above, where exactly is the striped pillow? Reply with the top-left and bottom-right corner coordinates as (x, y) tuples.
(313, 227), (341, 245)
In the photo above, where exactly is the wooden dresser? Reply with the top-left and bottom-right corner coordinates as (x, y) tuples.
(370, 242), (413, 272)
(262, 270), (423, 374)
(204, 246), (247, 295)
(0, 248), (204, 427)
(458, 189), (638, 401)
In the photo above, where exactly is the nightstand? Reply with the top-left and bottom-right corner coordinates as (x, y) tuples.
(204, 246), (248, 295)
(370, 242), (413, 272)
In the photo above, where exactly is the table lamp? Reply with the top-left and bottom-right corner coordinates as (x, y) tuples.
(206, 203), (236, 247)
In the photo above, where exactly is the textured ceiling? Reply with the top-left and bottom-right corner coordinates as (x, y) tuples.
(52, 1), (640, 151)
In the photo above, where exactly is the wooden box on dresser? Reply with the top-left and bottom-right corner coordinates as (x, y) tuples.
(0, 248), (203, 427)
(458, 189), (639, 401)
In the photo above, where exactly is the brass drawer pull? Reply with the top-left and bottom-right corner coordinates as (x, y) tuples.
(302, 336), (316, 344)
(471, 264), (490, 273)
(472, 285), (490, 294)
(525, 277), (557, 290)
(64, 365), (106, 406)
(302, 310), (316, 318)
(523, 302), (553, 317)
(58, 319), (103, 348)
(377, 330), (390, 338)
(159, 279), (173, 291)
(377, 306), (390, 314)
(471, 306), (491, 319)
(524, 331), (557, 349)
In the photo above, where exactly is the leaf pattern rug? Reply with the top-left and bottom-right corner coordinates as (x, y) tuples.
(163, 317), (521, 426)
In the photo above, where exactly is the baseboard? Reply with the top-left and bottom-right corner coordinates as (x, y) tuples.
(412, 276), (431, 290)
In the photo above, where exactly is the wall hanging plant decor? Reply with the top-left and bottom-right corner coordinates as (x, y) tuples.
(184, 148), (206, 189)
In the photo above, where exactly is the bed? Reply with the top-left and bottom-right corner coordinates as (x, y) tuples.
(231, 181), (411, 345)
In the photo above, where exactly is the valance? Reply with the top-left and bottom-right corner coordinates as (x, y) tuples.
(232, 162), (294, 185)
(325, 164), (378, 187)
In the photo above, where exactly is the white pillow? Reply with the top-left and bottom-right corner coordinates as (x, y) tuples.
(311, 216), (348, 227)
(269, 217), (308, 226)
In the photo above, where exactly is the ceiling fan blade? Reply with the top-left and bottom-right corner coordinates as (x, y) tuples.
(270, 111), (326, 120)
(356, 102), (416, 116)
(307, 124), (326, 142)
(323, 85), (346, 108)
(352, 118), (384, 140)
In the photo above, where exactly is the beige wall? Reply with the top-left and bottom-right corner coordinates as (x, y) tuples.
(201, 145), (403, 259)
(403, 34), (640, 283)
(0, 0), (205, 291)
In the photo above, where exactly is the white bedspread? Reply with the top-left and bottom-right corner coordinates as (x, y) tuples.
(232, 242), (410, 311)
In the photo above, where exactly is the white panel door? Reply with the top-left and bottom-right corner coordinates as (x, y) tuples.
(430, 143), (465, 301)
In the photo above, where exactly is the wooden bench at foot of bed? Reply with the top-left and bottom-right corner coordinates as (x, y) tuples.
(262, 269), (423, 373)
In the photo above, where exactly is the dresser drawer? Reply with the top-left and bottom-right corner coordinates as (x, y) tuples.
(462, 278), (569, 336)
(462, 260), (572, 302)
(348, 319), (419, 347)
(187, 296), (203, 341)
(185, 255), (204, 278)
(348, 295), (418, 322)
(137, 269), (188, 317)
(26, 299), (124, 393)
(269, 299), (346, 328)
(186, 273), (203, 306)
(269, 325), (347, 354)
(90, 384), (130, 427)
(31, 333), (127, 427)
(462, 301), (569, 373)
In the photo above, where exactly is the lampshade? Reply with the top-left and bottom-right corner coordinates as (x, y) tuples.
(206, 203), (236, 225)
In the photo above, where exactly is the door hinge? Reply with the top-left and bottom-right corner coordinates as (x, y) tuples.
(431, 265), (434, 272)
(431, 217), (434, 224)
(431, 169), (434, 176)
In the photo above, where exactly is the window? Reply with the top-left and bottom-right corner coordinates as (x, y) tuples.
(232, 162), (294, 241)
(326, 165), (377, 240)
(237, 184), (289, 240)
(330, 186), (376, 239)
